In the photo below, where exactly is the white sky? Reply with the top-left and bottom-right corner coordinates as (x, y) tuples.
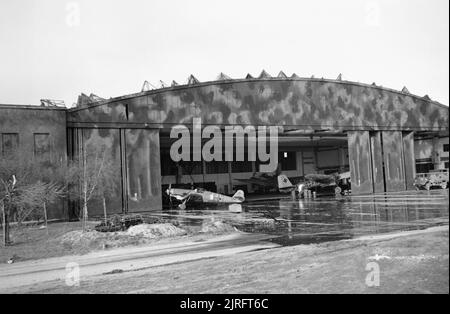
(0, 0), (448, 107)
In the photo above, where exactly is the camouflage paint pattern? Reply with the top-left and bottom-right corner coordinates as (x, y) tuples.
(68, 127), (162, 213)
(0, 105), (68, 219)
(402, 132), (416, 190)
(68, 78), (449, 132)
(125, 129), (162, 212)
(382, 131), (406, 192)
(81, 128), (123, 216)
(65, 78), (448, 199)
(0, 105), (67, 160)
(348, 131), (373, 195)
(370, 132), (384, 193)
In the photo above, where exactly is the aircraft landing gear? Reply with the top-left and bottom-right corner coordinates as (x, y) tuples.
(178, 198), (189, 210)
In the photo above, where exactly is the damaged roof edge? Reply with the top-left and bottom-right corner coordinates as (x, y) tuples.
(0, 103), (67, 110)
(69, 76), (448, 112)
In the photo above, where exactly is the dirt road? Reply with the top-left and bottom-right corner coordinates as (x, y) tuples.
(3, 225), (448, 294)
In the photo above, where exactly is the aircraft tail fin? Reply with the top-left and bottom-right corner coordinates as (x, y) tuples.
(232, 190), (245, 202)
(278, 174), (294, 190)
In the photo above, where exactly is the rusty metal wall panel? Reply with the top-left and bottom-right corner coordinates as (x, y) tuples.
(382, 131), (406, 192)
(402, 132), (416, 190)
(348, 131), (373, 195)
(125, 129), (162, 212)
(370, 132), (385, 193)
(67, 80), (449, 133)
(82, 128), (123, 216)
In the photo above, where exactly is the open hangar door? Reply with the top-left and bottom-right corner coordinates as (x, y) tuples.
(231, 133), (350, 196)
(159, 129), (223, 207)
(266, 132), (350, 195)
(158, 128), (350, 203)
(159, 127), (419, 204)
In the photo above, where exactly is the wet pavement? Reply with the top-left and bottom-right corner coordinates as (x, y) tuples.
(153, 190), (449, 246)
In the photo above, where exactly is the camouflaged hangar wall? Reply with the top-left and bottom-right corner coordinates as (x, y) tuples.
(67, 78), (449, 212)
(66, 127), (161, 217)
(0, 105), (68, 219)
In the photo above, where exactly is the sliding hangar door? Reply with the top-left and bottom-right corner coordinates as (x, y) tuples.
(67, 127), (162, 217)
(347, 130), (416, 195)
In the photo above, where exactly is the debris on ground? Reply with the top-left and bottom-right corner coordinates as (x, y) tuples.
(200, 219), (237, 234)
(0, 218), (239, 263)
(127, 223), (187, 238)
(94, 214), (145, 232)
(60, 230), (117, 251)
(58, 223), (188, 252)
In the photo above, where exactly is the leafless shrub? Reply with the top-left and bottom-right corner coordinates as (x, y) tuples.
(66, 142), (119, 231)
(0, 149), (66, 245)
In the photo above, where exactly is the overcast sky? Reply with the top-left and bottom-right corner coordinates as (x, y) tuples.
(0, 0), (448, 107)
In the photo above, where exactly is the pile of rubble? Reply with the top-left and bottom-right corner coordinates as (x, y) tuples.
(55, 214), (238, 254)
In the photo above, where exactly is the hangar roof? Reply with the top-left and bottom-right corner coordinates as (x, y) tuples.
(67, 73), (448, 133)
(69, 75), (447, 111)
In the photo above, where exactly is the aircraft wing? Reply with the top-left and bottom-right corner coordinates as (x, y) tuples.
(169, 189), (196, 201)
(171, 194), (190, 201)
(304, 174), (337, 185)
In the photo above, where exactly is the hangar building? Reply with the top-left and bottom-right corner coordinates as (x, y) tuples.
(1, 71), (448, 219)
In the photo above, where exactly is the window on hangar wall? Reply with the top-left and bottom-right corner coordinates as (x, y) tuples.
(1, 133), (19, 155)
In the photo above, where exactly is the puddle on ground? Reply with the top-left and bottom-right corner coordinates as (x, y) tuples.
(154, 190), (449, 246)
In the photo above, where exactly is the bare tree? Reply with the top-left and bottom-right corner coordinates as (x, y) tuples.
(0, 150), (65, 246)
(67, 142), (118, 231)
(0, 142), (119, 243)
